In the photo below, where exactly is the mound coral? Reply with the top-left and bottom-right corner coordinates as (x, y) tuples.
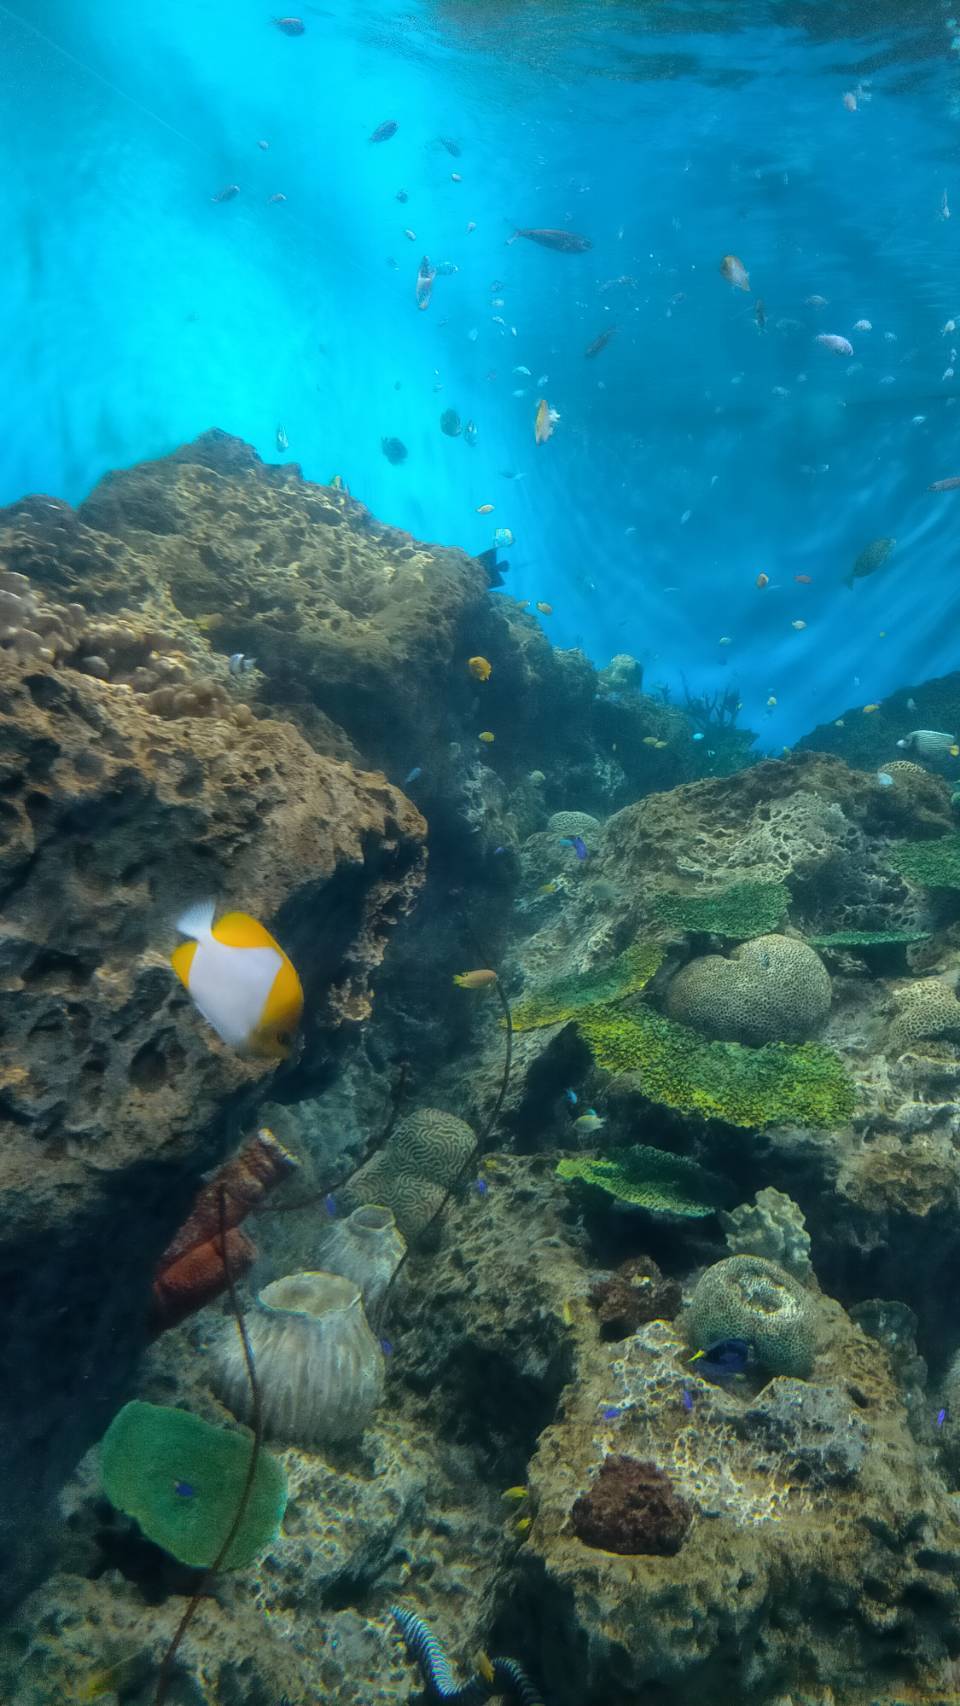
(511, 943), (664, 1032)
(344, 1107), (476, 1239)
(570, 1456), (691, 1556)
(887, 834), (960, 889)
(215, 1270), (384, 1448)
(556, 1144), (718, 1217)
(684, 1254), (816, 1377)
(100, 1401), (287, 1568)
(547, 810), (601, 837)
(888, 979), (960, 1050)
(652, 879), (789, 940)
(576, 1003), (853, 1129)
(589, 1256), (681, 1340)
(664, 933), (831, 1046)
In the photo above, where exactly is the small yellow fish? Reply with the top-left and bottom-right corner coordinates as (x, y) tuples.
(791, 620), (807, 631)
(476, 503), (494, 515)
(642, 735), (660, 747)
(718, 635), (732, 645)
(478, 730), (495, 743)
(536, 601), (553, 615)
(951, 745), (959, 757)
(514, 1515), (532, 1535)
(535, 397), (560, 444)
(863, 703), (881, 714)
(453, 968), (498, 988)
(501, 1485), (529, 1503)
(171, 902), (303, 1059)
(468, 655), (493, 681)
(561, 1298), (575, 1324)
(476, 1652), (496, 1685)
(538, 880), (559, 895)
(654, 739), (668, 749)
(835, 718), (845, 728)
(720, 253), (750, 291)
(766, 695), (777, 708)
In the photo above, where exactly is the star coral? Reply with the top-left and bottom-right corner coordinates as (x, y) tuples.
(510, 942), (664, 1031)
(556, 1144), (718, 1217)
(576, 1002), (854, 1129)
(664, 934), (832, 1046)
(888, 978), (960, 1049)
(652, 879), (789, 939)
(684, 1254), (816, 1377)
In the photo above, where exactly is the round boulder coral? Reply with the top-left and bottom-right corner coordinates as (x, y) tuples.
(888, 978), (960, 1050)
(684, 1254), (816, 1377)
(664, 933), (831, 1046)
(571, 1456), (691, 1555)
(547, 810), (601, 837)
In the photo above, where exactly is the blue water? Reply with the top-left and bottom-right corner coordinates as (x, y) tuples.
(1, 0), (958, 741)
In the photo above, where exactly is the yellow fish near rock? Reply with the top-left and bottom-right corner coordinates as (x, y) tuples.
(171, 901), (304, 1059)
(468, 655), (493, 681)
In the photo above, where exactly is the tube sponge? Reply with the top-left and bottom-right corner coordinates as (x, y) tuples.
(664, 933), (831, 1045)
(100, 1400), (287, 1568)
(316, 1204), (406, 1328)
(684, 1254), (816, 1377)
(214, 1270), (384, 1448)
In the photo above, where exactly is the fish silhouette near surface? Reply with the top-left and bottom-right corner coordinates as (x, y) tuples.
(370, 119), (398, 143)
(507, 227), (592, 252)
(272, 16), (305, 34)
(585, 326), (617, 358)
(416, 255), (436, 311)
(844, 536), (895, 587)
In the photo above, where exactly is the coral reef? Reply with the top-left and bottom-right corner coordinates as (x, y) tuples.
(570, 1454), (692, 1555)
(100, 1400), (287, 1568)
(684, 1254), (816, 1376)
(720, 1186), (813, 1281)
(589, 1255), (682, 1339)
(887, 833), (960, 889)
(576, 1001), (855, 1128)
(652, 877), (789, 939)
(556, 1143), (719, 1216)
(664, 933), (832, 1045)
(214, 1271), (385, 1447)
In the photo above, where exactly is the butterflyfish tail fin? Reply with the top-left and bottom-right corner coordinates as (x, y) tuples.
(175, 899), (218, 942)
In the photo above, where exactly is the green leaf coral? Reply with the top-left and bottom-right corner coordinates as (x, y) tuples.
(652, 880), (789, 940)
(510, 942), (664, 1032)
(556, 1144), (719, 1217)
(575, 1003), (855, 1130)
(101, 1401), (287, 1569)
(886, 835), (960, 889)
(806, 930), (930, 947)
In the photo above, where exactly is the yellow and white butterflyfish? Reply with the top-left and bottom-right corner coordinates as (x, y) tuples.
(170, 901), (303, 1059)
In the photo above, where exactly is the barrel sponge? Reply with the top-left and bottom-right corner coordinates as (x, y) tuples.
(664, 933), (831, 1046)
(100, 1400), (287, 1568)
(387, 1108), (475, 1183)
(684, 1254), (816, 1377)
(888, 978), (960, 1049)
(547, 810), (601, 837)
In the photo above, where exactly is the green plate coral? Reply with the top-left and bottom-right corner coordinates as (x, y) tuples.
(510, 942), (664, 1032)
(652, 880), (789, 940)
(556, 1144), (719, 1217)
(806, 930), (930, 948)
(101, 1401), (287, 1569)
(575, 1003), (855, 1130)
(886, 835), (960, 889)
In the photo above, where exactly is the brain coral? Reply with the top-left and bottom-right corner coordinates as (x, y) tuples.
(888, 979), (960, 1050)
(575, 1003), (854, 1129)
(684, 1254), (816, 1377)
(664, 934), (831, 1046)
(343, 1108), (475, 1239)
(547, 810), (601, 837)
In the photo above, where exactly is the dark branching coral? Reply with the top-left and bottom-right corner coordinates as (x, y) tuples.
(576, 1003), (854, 1130)
(664, 934), (831, 1046)
(589, 1256), (681, 1340)
(557, 1144), (719, 1217)
(510, 943), (663, 1032)
(652, 879), (789, 940)
(571, 1455), (691, 1556)
(684, 1255), (816, 1377)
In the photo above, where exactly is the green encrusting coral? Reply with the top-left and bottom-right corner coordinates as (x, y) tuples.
(652, 880), (789, 940)
(806, 930), (930, 948)
(510, 942), (664, 1032)
(575, 1003), (855, 1130)
(556, 1144), (719, 1216)
(101, 1401), (287, 1568)
(886, 835), (960, 889)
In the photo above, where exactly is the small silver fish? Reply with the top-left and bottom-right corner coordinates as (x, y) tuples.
(276, 425), (289, 451)
(573, 1111), (604, 1135)
(228, 653), (256, 677)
